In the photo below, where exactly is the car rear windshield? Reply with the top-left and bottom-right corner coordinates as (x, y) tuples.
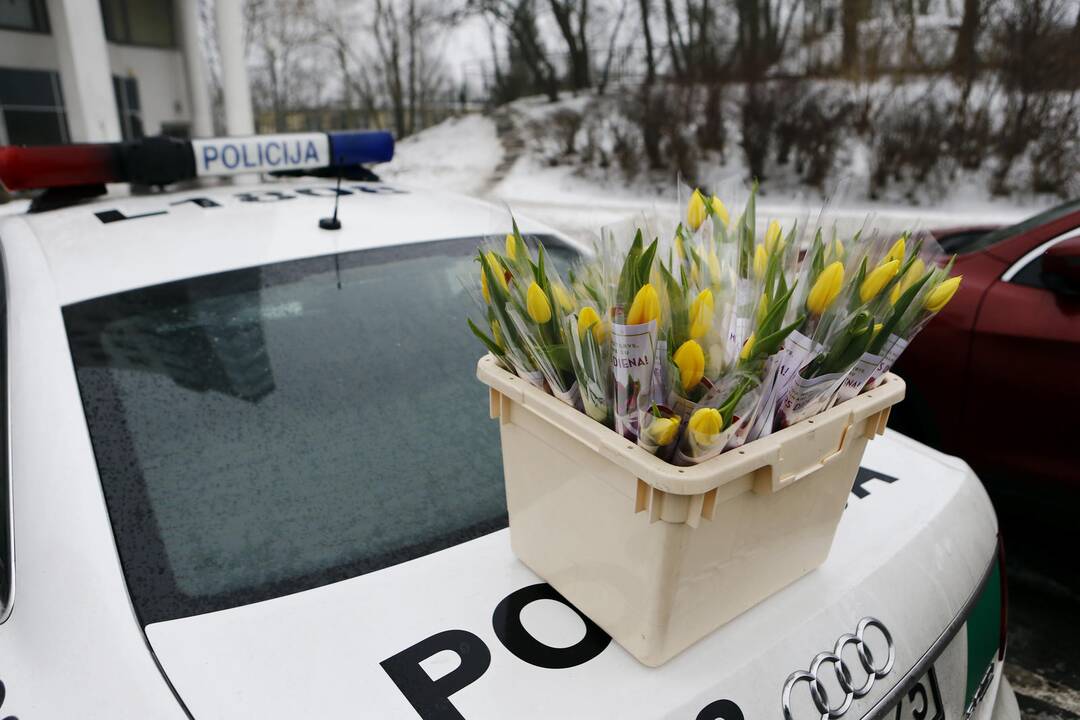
(64, 236), (578, 625)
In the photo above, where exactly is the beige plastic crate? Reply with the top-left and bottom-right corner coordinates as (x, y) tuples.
(477, 354), (905, 666)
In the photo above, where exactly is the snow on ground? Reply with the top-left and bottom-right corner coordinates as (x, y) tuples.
(382, 114), (504, 197)
(384, 103), (1053, 242)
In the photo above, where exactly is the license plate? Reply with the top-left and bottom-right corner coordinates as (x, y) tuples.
(886, 666), (945, 720)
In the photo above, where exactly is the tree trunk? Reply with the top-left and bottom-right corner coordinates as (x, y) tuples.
(664, 0), (687, 80)
(267, 47), (283, 132)
(508, 9), (560, 101)
(841, 0), (864, 73)
(639, 84), (663, 168)
(951, 0), (979, 80)
(407, 0), (417, 136)
(550, 0), (591, 90)
(598, 0), (630, 94)
(639, 0), (657, 84)
(736, 0), (763, 81)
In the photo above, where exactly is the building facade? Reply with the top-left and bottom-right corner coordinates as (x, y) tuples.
(0, 0), (247, 146)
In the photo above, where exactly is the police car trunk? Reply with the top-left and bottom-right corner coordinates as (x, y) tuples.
(0, 132), (1011, 720)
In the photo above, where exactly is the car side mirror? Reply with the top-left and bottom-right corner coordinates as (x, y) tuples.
(1042, 237), (1080, 297)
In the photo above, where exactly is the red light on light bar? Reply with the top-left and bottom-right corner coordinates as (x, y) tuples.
(0, 144), (119, 192)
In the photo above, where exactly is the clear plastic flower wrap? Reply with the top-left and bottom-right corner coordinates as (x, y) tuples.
(564, 257), (613, 425)
(775, 227), (912, 427)
(464, 187), (963, 466)
(672, 373), (763, 465)
(609, 230), (661, 438)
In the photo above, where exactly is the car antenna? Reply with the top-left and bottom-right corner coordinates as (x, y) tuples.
(319, 165), (344, 231)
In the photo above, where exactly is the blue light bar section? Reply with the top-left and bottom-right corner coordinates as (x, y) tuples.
(327, 131), (395, 166)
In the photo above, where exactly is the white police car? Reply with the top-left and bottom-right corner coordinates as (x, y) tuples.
(0, 132), (1019, 719)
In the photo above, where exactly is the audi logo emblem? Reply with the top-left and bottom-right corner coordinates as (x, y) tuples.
(781, 617), (895, 720)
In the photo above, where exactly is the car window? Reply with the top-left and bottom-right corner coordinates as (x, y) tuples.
(63, 235), (579, 625)
(953, 199), (1080, 254)
(1011, 255), (1046, 289)
(1005, 228), (1080, 290)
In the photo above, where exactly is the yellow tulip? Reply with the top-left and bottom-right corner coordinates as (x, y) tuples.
(687, 189), (707, 232)
(859, 259), (900, 303)
(707, 250), (723, 282)
(553, 283), (575, 312)
(492, 320), (504, 348)
(889, 258), (925, 305)
(753, 243), (768, 279)
(806, 261), (845, 316)
(689, 288), (714, 338)
(828, 237), (845, 261)
(764, 220), (781, 254)
(595, 320), (609, 343)
(626, 283), (660, 325)
(505, 233), (518, 261)
(690, 261), (701, 287)
(740, 332), (755, 361)
(924, 275), (962, 313)
(577, 306), (601, 340)
(673, 339), (705, 391)
(710, 195), (730, 228)
(689, 407), (724, 446)
(526, 281), (552, 324)
(885, 236), (906, 264)
(673, 232), (685, 263)
(756, 292), (769, 326)
(480, 251), (506, 304)
(645, 416), (680, 446)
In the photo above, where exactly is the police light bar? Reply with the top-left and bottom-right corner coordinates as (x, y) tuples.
(0, 130), (394, 192)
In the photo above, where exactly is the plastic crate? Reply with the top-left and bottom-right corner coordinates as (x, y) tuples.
(477, 353), (905, 666)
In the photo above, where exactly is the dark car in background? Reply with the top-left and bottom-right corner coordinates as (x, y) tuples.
(892, 200), (1080, 495)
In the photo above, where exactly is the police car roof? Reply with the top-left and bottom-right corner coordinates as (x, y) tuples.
(2, 178), (575, 306)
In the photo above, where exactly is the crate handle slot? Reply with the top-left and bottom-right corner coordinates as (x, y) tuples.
(765, 423), (850, 492)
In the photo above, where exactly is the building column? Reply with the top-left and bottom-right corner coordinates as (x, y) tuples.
(178, 0), (214, 138)
(215, 0), (255, 136)
(44, 0), (122, 142)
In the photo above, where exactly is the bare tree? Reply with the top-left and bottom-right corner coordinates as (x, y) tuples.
(363, 0), (458, 137)
(951, 0), (982, 80)
(638, 0), (657, 85)
(733, 0), (801, 80)
(478, 0), (561, 101)
(597, 0), (631, 93)
(663, 0), (687, 79)
(549, 0), (592, 90)
(841, 0), (869, 73)
(245, 0), (325, 131)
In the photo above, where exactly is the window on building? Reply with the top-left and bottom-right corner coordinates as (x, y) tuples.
(0, 0), (49, 33)
(0, 67), (69, 145)
(100, 0), (175, 48)
(113, 75), (143, 140)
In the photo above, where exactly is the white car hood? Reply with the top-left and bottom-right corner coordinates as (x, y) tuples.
(145, 432), (997, 719)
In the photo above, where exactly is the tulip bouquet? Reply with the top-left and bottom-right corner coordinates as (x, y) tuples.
(469, 226), (579, 403)
(466, 188), (962, 467)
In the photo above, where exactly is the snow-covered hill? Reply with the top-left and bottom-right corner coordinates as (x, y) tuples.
(382, 92), (1059, 240)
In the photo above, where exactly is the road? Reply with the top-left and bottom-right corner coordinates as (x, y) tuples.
(999, 496), (1080, 720)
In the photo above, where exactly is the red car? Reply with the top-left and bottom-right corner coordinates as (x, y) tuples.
(891, 200), (1080, 494)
